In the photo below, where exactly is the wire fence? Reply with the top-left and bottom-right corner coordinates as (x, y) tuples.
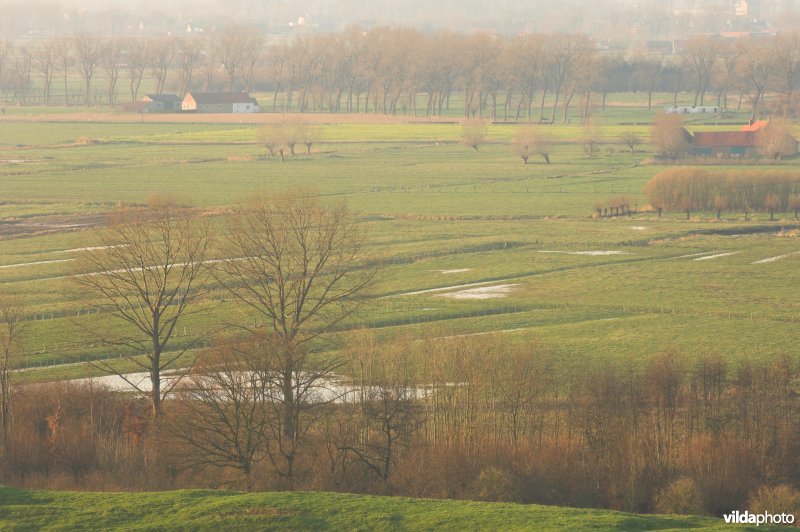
(13, 299), (800, 372)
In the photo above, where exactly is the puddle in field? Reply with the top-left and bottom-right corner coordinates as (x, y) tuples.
(535, 250), (629, 256)
(66, 371), (431, 403)
(693, 251), (740, 261)
(436, 283), (518, 299)
(0, 258), (75, 269)
(60, 245), (125, 253)
(675, 251), (715, 259)
(631, 226), (647, 231)
(752, 251), (800, 264)
(430, 268), (471, 274)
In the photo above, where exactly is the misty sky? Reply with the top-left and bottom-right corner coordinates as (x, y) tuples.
(3, 0), (800, 38)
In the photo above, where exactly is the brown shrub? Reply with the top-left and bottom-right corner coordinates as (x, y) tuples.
(748, 485), (800, 525)
(471, 466), (519, 502)
(654, 477), (707, 515)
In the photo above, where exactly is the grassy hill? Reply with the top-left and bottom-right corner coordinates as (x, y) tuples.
(0, 486), (784, 531)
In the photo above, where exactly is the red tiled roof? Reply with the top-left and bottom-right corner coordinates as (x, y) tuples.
(692, 131), (760, 148)
(740, 120), (768, 132)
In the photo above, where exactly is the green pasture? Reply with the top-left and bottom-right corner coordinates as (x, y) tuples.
(2, 103), (800, 382)
(0, 486), (784, 531)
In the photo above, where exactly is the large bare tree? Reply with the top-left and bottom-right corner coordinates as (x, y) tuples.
(0, 296), (24, 449)
(176, 37), (203, 97)
(75, 203), (212, 416)
(73, 33), (102, 105)
(125, 40), (148, 101)
(172, 336), (272, 490)
(217, 191), (375, 480)
(33, 39), (58, 106)
(149, 37), (177, 95)
(100, 38), (124, 107)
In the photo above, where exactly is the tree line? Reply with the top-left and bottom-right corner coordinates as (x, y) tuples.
(645, 168), (800, 219)
(5, 29), (800, 121)
(3, 335), (800, 519)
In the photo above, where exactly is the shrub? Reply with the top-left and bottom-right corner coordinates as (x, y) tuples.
(748, 484), (800, 523)
(654, 477), (707, 515)
(471, 466), (519, 502)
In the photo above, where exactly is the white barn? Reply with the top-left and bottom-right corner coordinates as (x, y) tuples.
(182, 92), (260, 113)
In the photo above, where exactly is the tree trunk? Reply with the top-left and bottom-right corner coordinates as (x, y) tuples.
(151, 330), (162, 417)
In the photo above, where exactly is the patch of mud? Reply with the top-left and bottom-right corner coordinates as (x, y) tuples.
(436, 283), (518, 300)
(694, 251), (740, 261)
(0, 213), (106, 239)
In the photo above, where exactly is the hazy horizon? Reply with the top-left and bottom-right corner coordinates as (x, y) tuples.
(3, 0), (800, 39)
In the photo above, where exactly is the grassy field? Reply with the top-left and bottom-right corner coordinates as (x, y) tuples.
(1, 102), (800, 380)
(0, 486), (786, 531)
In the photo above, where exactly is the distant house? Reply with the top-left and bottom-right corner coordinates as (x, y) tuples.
(141, 94), (181, 113)
(182, 92), (260, 113)
(692, 131), (761, 157)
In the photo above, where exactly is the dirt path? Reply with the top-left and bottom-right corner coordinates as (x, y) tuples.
(0, 112), (462, 126)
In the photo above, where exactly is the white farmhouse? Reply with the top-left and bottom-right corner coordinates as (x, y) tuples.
(182, 92), (260, 113)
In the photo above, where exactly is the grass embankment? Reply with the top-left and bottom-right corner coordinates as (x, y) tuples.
(0, 486), (780, 531)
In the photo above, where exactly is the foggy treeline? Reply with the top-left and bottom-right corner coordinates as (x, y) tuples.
(5, 28), (800, 121)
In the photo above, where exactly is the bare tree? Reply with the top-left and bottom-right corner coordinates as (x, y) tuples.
(125, 40), (148, 101)
(763, 193), (780, 221)
(582, 116), (602, 157)
(683, 36), (718, 107)
(0, 39), (10, 90)
(620, 131), (642, 156)
(149, 37), (177, 95)
(199, 35), (219, 92)
(176, 37), (203, 97)
(33, 39), (58, 106)
(737, 38), (775, 122)
(340, 330), (420, 482)
(513, 126), (536, 164)
(74, 202), (212, 417)
(772, 31), (800, 116)
(256, 124), (280, 159)
(73, 33), (102, 105)
(651, 113), (690, 158)
(172, 337), (271, 490)
(100, 38), (124, 107)
(789, 194), (800, 220)
(218, 27), (246, 91)
(758, 120), (798, 160)
(0, 296), (24, 449)
(217, 190), (375, 480)
(461, 119), (487, 151)
(522, 126), (553, 164)
(53, 38), (71, 106)
(238, 32), (264, 93)
(12, 45), (32, 105)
